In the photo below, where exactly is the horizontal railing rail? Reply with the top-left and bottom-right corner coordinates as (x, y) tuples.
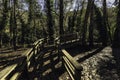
(0, 56), (28, 80)
(55, 33), (81, 49)
(56, 33), (79, 43)
(61, 49), (83, 80)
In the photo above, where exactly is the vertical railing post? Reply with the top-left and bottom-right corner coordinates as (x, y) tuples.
(32, 44), (37, 69)
(74, 68), (82, 80)
(22, 57), (30, 80)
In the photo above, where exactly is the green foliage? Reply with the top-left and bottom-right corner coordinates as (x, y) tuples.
(0, 0), (119, 48)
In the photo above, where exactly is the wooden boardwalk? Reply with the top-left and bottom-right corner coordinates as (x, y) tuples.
(0, 37), (120, 80)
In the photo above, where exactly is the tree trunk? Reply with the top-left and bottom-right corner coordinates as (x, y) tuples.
(112, 0), (120, 76)
(59, 0), (64, 35)
(10, 10), (13, 46)
(46, 0), (54, 44)
(113, 0), (120, 47)
(94, 4), (108, 46)
(70, 7), (79, 33)
(18, 15), (25, 46)
(102, 0), (108, 46)
(82, 0), (92, 45)
(0, 32), (2, 48)
(13, 0), (17, 50)
(0, 0), (8, 48)
(89, 1), (94, 47)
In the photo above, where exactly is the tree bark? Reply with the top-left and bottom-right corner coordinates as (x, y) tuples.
(59, 0), (64, 35)
(82, 0), (92, 45)
(89, 1), (94, 47)
(13, 0), (17, 50)
(0, 0), (8, 47)
(94, 4), (108, 46)
(102, 0), (108, 46)
(0, 32), (2, 48)
(46, 0), (54, 44)
(113, 0), (120, 47)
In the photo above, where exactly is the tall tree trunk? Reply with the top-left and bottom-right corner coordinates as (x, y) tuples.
(112, 0), (120, 76)
(18, 14), (25, 46)
(0, 32), (2, 48)
(28, 0), (34, 42)
(0, 0), (8, 47)
(13, 0), (17, 50)
(59, 0), (64, 35)
(89, 1), (94, 47)
(10, 10), (13, 46)
(94, 4), (108, 46)
(76, 1), (85, 37)
(102, 0), (108, 46)
(46, 0), (54, 44)
(70, 5), (79, 33)
(33, 16), (36, 39)
(82, 0), (92, 45)
(113, 0), (120, 47)
(103, 0), (112, 43)
(77, 1), (84, 26)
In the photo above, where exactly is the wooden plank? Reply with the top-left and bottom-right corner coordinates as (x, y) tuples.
(10, 60), (28, 80)
(62, 49), (83, 71)
(0, 64), (17, 80)
(0, 56), (26, 80)
(62, 50), (82, 80)
(63, 56), (75, 74)
(10, 72), (20, 80)
(64, 63), (75, 80)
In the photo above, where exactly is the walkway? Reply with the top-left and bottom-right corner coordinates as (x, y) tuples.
(27, 47), (66, 80)
(0, 44), (120, 80)
(65, 46), (119, 80)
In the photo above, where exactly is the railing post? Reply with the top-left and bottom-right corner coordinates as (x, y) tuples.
(24, 60), (30, 79)
(20, 57), (30, 80)
(32, 45), (37, 70)
(41, 39), (44, 50)
(74, 67), (82, 80)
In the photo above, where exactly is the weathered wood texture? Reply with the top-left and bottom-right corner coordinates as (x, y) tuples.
(62, 49), (83, 80)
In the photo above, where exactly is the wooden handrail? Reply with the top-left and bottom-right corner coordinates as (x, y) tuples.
(55, 33), (80, 48)
(61, 49), (83, 80)
(22, 38), (45, 68)
(0, 56), (27, 80)
(62, 50), (83, 71)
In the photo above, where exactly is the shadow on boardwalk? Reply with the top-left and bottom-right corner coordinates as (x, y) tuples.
(78, 47), (104, 63)
(28, 48), (65, 80)
(0, 48), (25, 71)
(65, 44), (102, 57)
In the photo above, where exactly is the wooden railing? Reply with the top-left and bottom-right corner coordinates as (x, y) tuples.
(0, 36), (82, 80)
(24, 39), (44, 69)
(55, 33), (82, 80)
(0, 56), (28, 80)
(55, 33), (80, 49)
(0, 38), (45, 80)
(61, 49), (83, 80)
